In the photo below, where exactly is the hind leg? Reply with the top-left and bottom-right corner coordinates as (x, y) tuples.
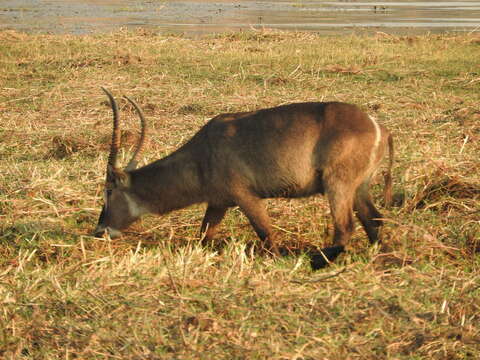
(354, 182), (383, 244)
(311, 180), (356, 269)
(330, 195), (355, 247)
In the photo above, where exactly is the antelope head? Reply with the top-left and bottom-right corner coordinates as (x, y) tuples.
(94, 88), (148, 238)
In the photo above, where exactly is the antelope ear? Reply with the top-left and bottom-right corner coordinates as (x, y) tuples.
(112, 168), (131, 188)
(107, 165), (131, 188)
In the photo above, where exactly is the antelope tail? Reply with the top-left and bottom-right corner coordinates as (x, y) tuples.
(383, 133), (394, 209)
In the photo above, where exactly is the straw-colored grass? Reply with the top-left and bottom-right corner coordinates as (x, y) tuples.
(0, 29), (479, 359)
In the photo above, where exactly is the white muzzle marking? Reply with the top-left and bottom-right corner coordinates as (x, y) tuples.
(124, 192), (148, 218)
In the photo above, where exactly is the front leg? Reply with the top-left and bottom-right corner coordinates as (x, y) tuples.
(200, 205), (228, 245)
(235, 196), (279, 256)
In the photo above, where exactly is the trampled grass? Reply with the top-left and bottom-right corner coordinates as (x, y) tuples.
(0, 29), (479, 359)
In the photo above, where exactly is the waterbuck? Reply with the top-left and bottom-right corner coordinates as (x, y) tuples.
(94, 88), (393, 269)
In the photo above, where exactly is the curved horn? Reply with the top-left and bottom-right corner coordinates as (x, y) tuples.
(101, 87), (121, 169)
(123, 95), (148, 171)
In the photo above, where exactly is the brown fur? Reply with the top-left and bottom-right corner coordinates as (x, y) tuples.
(95, 99), (393, 268)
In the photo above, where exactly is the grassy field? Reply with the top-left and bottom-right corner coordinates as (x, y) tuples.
(0, 28), (479, 359)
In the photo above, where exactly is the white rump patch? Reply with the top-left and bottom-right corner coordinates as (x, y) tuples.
(367, 115), (381, 176)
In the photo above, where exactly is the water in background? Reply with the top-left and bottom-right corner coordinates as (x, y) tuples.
(1, 0), (479, 36)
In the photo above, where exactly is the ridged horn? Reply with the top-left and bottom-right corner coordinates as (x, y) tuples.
(123, 95), (147, 171)
(101, 87), (121, 169)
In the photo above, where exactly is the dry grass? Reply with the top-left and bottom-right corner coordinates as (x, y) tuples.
(0, 29), (479, 359)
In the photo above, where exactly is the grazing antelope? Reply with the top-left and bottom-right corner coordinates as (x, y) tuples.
(94, 88), (393, 269)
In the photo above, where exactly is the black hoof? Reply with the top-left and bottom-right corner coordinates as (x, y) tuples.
(310, 245), (345, 270)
